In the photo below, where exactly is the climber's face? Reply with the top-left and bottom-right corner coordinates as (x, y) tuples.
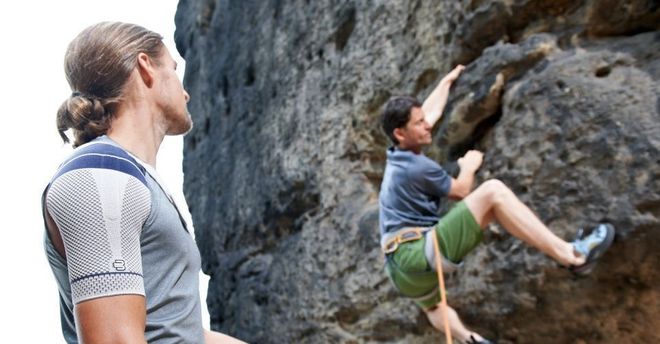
(393, 107), (432, 153)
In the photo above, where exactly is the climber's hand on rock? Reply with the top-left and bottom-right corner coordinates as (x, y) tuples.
(458, 150), (483, 173)
(441, 64), (465, 86)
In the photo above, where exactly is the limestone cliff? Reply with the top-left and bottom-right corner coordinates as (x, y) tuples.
(174, 1), (660, 343)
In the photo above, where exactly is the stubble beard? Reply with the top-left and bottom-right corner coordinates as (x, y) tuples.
(423, 133), (432, 145)
(165, 106), (193, 135)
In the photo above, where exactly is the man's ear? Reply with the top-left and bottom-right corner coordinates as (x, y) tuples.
(136, 52), (155, 88)
(393, 127), (406, 144)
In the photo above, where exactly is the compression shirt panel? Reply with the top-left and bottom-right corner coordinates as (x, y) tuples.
(46, 152), (151, 304)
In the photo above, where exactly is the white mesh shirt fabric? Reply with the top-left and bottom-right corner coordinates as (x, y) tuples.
(46, 168), (151, 304)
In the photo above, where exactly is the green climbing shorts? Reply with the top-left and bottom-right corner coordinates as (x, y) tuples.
(385, 200), (483, 309)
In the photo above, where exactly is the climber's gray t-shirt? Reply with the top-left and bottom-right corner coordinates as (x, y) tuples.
(379, 147), (452, 235)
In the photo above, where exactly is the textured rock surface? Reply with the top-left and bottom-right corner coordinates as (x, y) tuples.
(174, 1), (659, 343)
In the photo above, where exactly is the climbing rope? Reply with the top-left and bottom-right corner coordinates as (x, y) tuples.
(432, 230), (452, 344)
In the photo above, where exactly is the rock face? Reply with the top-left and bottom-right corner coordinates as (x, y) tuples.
(174, 1), (659, 343)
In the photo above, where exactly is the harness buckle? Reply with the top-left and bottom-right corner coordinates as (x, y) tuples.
(383, 228), (423, 254)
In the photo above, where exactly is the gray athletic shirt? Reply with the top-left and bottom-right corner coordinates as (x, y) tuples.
(43, 136), (204, 343)
(379, 147), (452, 235)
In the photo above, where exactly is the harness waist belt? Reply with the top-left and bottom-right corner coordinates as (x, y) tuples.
(381, 226), (463, 273)
(381, 227), (431, 254)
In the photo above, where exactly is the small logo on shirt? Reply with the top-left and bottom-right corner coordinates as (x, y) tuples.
(113, 259), (126, 271)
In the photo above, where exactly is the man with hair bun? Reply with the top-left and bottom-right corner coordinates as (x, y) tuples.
(42, 21), (244, 343)
(378, 65), (615, 343)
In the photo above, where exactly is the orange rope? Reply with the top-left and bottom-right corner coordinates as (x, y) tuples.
(432, 230), (452, 344)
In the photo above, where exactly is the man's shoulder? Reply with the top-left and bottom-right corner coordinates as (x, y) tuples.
(52, 139), (147, 185)
(406, 152), (442, 173)
(387, 148), (429, 163)
(384, 154), (443, 191)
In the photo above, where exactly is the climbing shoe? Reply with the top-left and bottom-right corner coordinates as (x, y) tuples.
(570, 223), (615, 275)
(466, 334), (495, 344)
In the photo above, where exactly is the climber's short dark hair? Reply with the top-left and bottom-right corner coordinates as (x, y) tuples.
(380, 96), (422, 145)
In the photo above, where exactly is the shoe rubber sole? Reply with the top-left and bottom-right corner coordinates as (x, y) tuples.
(570, 223), (615, 275)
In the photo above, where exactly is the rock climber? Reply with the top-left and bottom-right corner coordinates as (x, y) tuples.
(378, 65), (615, 344)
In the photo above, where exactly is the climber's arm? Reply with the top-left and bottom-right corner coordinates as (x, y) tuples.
(422, 65), (465, 128)
(448, 150), (483, 200)
(204, 329), (247, 343)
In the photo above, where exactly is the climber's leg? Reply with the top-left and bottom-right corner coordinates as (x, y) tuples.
(425, 304), (484, 343)
(462, 179), (584, 267)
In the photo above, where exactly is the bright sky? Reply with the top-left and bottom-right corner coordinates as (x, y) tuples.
(0, 1), (209, 342)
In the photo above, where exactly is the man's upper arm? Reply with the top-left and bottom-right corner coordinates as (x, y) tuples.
(447, 177), (466, 199)
(47, 167), (150, 303)
(75, 295), (147, 343)
(46, 153), (151, 341)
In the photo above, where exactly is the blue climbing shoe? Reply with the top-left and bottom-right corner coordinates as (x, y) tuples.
(467, 334), (495, 344)
(570, 223), (615, 275)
